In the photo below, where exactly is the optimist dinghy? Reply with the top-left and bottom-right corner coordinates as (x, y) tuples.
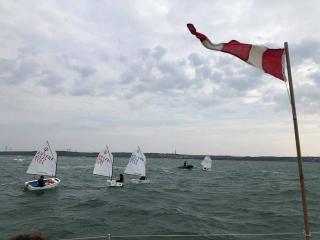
(201, 156), (212, 171)
(93, 145), (123, 187)
(25, 141), (61, 191)
(178, 160), (193, 169)
(124, 146), (150, 184)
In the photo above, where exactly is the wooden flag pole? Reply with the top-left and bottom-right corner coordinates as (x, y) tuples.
(284, 42), (311, 240)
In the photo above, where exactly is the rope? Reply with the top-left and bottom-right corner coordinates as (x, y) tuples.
(58, 231), (320, 240)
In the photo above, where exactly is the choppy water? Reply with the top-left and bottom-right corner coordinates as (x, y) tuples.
(0, 155), (319, 240)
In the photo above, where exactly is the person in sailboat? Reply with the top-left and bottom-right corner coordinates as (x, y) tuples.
(184, 161), (187, 166)
(116, 174), (124, 183)
(139, 176), (146, 180)
(37, 176), (45, 187)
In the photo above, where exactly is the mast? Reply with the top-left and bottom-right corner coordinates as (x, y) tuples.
(141, 146), (146, 178)
(111, 153), (113, 181)
(47, 140), (57, 177)
(139, 146), (146, 177)
(55, 155), (58, 178)
(107, 145), (113, 180)
(284, 42), (311, 240)
(145, 150), (147, 178)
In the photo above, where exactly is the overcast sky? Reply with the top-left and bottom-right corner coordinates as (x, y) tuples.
(0, 0), (319, 156)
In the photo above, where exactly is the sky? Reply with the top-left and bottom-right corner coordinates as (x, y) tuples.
(0, 0), (319, 156)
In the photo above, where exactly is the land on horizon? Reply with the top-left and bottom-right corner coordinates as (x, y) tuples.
(1, 151), (319, 162)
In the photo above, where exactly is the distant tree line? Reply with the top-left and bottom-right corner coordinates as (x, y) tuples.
(0, 151), (319, 162)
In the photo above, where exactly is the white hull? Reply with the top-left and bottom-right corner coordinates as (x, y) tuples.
(25, 178), (61, 191)
(107, 179), (123, 187)
(202, 167), (212, 171)
(130, 179), (150, 184)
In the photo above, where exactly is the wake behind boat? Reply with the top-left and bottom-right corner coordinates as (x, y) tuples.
(124, 146), (150, 184)
(25, 141), (61, 191)
(93, 145), (123, 187)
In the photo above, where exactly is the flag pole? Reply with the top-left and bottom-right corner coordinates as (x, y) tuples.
(284, 42), (311, 240)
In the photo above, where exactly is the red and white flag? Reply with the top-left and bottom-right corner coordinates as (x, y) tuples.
(187, 24), (286, 81)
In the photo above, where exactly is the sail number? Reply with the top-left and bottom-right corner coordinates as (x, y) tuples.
(96, 154), (111, 166)
(35, 151), (54, 165)
(129, 155), (143, 165)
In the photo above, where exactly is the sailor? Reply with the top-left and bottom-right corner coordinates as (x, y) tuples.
(116, 174), (124, 183)
(139, 176), (146, 180)
(38, 175), (45, 187)
(184, 161), (187, 166)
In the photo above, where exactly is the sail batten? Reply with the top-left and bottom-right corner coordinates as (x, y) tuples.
(26, 141), (57, 176)
(124, 146), (146, 176)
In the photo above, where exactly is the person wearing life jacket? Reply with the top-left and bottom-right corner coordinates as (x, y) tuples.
(38, 176), (45, 187)
(116, 174), (124, 183)
(139, 176), (146, 180)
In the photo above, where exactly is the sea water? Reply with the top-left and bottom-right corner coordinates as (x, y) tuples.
(0, 155), (319, 240)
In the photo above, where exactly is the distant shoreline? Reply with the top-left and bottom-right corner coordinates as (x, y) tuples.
(0, 151), (319, 162)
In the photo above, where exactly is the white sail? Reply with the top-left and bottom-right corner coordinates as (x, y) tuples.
(201, 156), (212, 169)
(27, 141), (57, 176)
(124, 146), (146, 176)
(93, 146), (113, 177)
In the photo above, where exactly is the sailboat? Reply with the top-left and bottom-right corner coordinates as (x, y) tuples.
(124, 146), (150, 184)
(178, 160), (193, 169)
(93, 145), (123, 187)
(201, 156), (212, 171)
(24, 141), (61, 191)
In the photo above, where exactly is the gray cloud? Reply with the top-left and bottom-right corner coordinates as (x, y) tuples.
(71, 65), (96, 79)
(0, 0), (319, 155)
(188, 53), (207, 67)
(37, 71), (65, 95)
(291, 39), (320, 65)
(0, 58), (38, 85)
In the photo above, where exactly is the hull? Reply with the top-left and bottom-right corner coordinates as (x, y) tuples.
(202, 167), (212, 171)
(25, 178), (61, 191)
(107, 179), (123, 187)
(178, 165), (193, 169)
(130, 179), (150, 184)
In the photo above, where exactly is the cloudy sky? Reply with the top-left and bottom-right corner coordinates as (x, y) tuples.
(0, 0), (319, 156)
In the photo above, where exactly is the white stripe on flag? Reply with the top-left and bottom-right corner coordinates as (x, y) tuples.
(202, 40), (224, 51)
(247, 45), (267, 69)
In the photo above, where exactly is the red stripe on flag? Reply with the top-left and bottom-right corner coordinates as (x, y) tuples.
(262, 49), (285, 81)
(187, 23), (208, 41)
(187, 24), (286, 81)
(222, 40), (252, 61)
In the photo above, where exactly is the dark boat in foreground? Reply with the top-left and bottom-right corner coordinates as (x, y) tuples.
(178, 164), (193, 169)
